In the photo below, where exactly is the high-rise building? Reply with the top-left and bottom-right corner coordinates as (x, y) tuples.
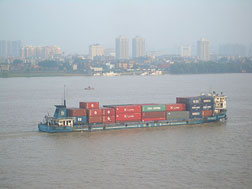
(0, 40), (22, 57)
(115, 36), (129, 59)
(0, 40), (7, 57)
(197, 38), (210, 61)
(89, 44), (104, 60)
(132, 36), (145, 58)
(21, 45), (61, 58)
(21, 46), (35, 58)
(180, 45), (191, 57)
(44, 46), (61, 59)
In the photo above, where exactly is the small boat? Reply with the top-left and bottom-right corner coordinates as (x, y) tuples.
(84, 86), (95, 90)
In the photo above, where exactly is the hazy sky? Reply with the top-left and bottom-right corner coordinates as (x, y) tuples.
(0, 0), (252, 54)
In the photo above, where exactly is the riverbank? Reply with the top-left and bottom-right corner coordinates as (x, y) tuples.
(0, 72), (93, 78)
(0, 71), (166, 78)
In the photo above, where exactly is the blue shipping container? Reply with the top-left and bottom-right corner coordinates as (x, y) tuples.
(74, 116), (87, 124)
(189, 111), (202, 119)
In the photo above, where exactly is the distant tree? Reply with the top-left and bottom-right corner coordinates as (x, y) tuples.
(169, 61), (246, 74)
(38, 60), (58, 68)
(12, 59), (23, 65)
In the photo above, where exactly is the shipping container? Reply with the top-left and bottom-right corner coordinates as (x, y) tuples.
(80, 102), (99, 109)
(176, 97), (202, 105)
(88, 116), (103, 123)
(73, 116), (87, 124)
(142, 117), (166, 122)
(202, 105), (214, 110)
(67, 108), (87, 117)
(103, 104), (134, 108)
(116, 113), (141, 122)
(142, 111), (166, 119)
(114, 105), (141, 114)
(189, 111), (202, 119)
(166, 111), (190, 121)
(142, 104), (166, 112)
(102, 108), (115, 116)
(201, 95), (214, 104)
(166, 103), (186, 111)
(103, 115), (116, 123)
(87, 109), (103, 117)
(202, 110), (213, 117)
(189, 106), (202, 111)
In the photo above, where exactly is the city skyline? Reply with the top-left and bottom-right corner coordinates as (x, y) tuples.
(1, 38), (252, 58)
(0, 0), (251, 54)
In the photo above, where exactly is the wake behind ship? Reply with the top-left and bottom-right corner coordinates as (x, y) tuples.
(38, 92), (227, 133)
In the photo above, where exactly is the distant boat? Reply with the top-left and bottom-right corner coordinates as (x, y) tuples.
(84, 86), (95, 90)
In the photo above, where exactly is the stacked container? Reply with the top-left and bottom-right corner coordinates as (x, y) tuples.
(87, 109), (103, 123)
(67, 108), (87, 124)
(201, 96), (214, 118)
(165, 103), (189, 121)
(176, 97), (202, 119)
(142, 104), (166, 122)
(111, 105), (142, 123)
(102, 108), (115, 124)
(80, 102), (102, 124)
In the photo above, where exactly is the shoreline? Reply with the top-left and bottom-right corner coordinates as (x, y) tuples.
(0, 72), (93, 78)
(0, 71), (163, 78)
(0, 71), (250, 78)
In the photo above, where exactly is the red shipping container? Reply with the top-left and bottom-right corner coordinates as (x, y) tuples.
(116, 113), (141, 122)
(142, 111), (166, 119)
(202, 110), (213, 117)
(142, 117), (166, 122)
(67, 108), (87, 117)
(114, 105), (141, 114)
(80, 102), (99, 109)
(103, 116), (115, 123)
(87, 109), (102, 117)
(102, 108), (115, 116)
(88, 116), (103, 123)
(166, 104), (186, 111)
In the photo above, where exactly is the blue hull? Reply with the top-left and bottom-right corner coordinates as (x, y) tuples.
(38, 123), (72, 133)
(38, 114), (226, 133)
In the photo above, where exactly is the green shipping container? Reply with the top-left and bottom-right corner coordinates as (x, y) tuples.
(142, 104), (166, 112)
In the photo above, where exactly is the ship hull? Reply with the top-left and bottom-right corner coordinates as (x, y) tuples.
(38, 114), (226, 133)
(38, 123), (73, 133)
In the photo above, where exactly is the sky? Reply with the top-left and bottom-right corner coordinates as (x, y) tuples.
(0, 0), (252, 54)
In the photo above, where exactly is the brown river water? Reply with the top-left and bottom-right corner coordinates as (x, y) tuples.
(0, 74), (252, 188)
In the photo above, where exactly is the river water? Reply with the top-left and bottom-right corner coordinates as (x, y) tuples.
(0, 74), (252, 188)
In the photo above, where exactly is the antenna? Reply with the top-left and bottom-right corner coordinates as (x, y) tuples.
(64, 85), (66, 107)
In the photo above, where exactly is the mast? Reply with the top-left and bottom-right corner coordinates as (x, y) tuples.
(64, 85), (66, 107)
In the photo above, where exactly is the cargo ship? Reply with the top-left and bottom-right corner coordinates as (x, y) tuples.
(38, 92), (227, 133)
